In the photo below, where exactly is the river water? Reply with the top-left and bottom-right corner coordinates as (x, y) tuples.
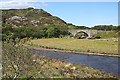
(30, 48), (120, 75)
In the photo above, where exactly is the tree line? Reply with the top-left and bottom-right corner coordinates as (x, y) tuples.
(91, 25), (118, 31)
(67, 23), (118, 31)
(2, 25), (70, 41)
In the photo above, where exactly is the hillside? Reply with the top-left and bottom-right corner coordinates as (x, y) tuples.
(2, 7), (67, 28)
(2, 8), (71, 40)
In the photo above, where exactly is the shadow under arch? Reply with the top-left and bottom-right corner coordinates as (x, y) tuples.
(74, 31), (89, 39)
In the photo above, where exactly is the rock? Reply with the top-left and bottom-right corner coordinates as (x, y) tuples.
(71, 67), (76, 70)
(65, 63), (71, 67)
(33, 60), (36, 62)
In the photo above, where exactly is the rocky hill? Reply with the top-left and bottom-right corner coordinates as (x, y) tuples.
(2, 7), (67, 28)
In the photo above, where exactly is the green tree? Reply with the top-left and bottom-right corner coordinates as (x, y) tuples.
(47, 27), (55, 38)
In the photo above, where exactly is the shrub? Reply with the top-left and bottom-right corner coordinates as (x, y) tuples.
(2, 40), (32, 79)
(94, 35), (101, 39)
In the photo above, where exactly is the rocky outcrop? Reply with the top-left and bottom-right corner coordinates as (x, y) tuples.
(2, 8), (67, 28)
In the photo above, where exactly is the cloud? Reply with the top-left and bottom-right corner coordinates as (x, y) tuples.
(0, 0), (48, 9)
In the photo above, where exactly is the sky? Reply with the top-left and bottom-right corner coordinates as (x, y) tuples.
(0, 0), (119, 27)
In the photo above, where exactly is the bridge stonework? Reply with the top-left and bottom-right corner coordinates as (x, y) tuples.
(69, 29), (105, 38)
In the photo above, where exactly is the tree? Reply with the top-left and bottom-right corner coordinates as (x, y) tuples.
(47, 27), (55, 38)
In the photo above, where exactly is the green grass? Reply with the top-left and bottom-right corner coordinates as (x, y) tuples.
(93, 31), (118, 39)
(27, 38), (118, 55)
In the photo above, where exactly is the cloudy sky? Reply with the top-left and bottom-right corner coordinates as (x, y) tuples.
(0, 0), (119, 9)
(0, 0), (119, 27)
(0, 0), (48, 9)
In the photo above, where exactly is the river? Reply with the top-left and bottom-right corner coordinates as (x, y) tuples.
(29, 48), (120, 75)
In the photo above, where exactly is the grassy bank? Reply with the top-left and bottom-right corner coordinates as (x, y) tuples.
(2, 42), (118, 78)
(93, 31), (118, 39)
(27, 38), (118, 55)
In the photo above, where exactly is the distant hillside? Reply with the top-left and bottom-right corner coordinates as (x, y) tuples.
(2, 7), (67, 28)
(2, 8), (71, 40)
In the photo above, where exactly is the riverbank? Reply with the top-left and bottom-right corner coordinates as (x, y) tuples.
(24, 44), (120, 58)
(26, 38), (119, 57)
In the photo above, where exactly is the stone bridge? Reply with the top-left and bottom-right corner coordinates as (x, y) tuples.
(68, 29), (106, 38)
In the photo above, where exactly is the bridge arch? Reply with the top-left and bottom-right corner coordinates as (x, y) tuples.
(69, 29), (103, 38)
(74, 31), (89, 39)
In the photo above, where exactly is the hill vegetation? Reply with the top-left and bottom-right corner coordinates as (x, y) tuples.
(2, 7), (66, 27)
(2, 8), (70, 40)
(2, 25), (69, 41)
